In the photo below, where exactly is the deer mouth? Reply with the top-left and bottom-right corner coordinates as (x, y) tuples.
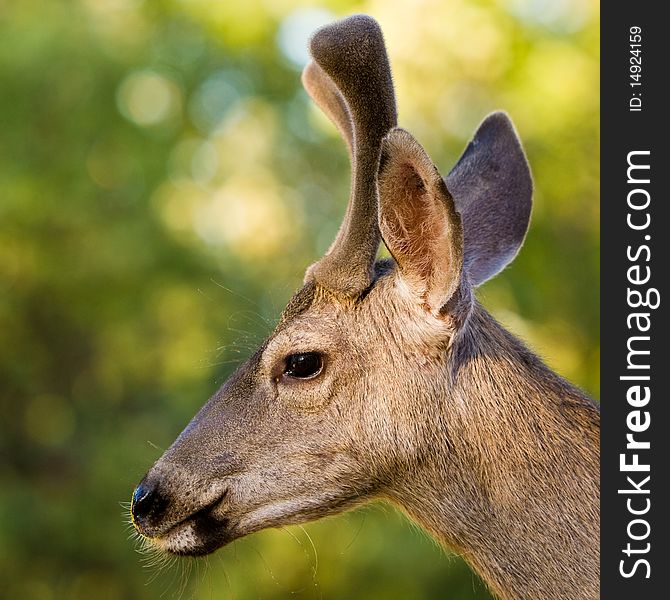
(150, 492), (236, 557)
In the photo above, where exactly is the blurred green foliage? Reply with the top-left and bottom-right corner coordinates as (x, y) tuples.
(0, 0), (598, 598)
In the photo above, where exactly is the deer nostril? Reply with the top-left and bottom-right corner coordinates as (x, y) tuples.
(131, 479), (167, 528)
(132, 482), (151, 510)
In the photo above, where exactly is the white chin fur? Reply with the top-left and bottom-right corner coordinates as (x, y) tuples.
(152, 521), (200, 554)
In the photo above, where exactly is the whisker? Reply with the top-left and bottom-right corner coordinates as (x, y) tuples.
(298, 525), (319, 580)
(248, 540), (282, 588)
(147, 440), (163, 451)
(209, 279), (265, 313)
(343, 512), (367, 553)
(216, 552), (234, 600)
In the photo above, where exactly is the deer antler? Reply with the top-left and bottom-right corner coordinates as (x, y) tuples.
(302, 14), (397, 297)
(302, 62), (354, 158)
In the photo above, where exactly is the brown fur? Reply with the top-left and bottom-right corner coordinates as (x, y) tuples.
(131, 14), (600, 600)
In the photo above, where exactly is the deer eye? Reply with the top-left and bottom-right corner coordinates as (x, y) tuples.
(283, 352), (323, 379)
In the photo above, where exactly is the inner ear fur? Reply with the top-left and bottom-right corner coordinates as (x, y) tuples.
(378, 128), (466, 318)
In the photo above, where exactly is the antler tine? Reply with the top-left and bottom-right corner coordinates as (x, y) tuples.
(304, 14), (397, 297)
(302, 61), (354, 158)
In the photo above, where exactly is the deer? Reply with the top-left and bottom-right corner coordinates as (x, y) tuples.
(130, 14), (600, 600)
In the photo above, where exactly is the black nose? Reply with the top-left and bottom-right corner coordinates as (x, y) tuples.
(131, 478), (168, 528)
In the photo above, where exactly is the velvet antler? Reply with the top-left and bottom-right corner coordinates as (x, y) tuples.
(302, 14), (397, 297)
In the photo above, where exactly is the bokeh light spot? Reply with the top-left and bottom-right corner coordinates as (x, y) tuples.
(194, 175), (295, 258)
(188, 70), (246, 133)
(505, 0), (590, 33)
(277, 8), (334, 69)
(191, 140), (220, 185)
(116, 69), (182, 127)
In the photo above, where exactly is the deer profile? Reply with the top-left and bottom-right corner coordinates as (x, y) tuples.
(131, 14), (600, 600)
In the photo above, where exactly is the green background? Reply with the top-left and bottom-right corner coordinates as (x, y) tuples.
(0, 0), (599, 598)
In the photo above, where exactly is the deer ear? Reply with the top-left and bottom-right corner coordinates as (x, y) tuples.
(378, 128), (464, 315)
(445, 112), (533, 286)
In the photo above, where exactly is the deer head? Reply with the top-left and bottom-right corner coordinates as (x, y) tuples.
(131, 15), (597, 600)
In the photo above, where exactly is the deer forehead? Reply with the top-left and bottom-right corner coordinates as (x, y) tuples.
(267, 272), (454, 368)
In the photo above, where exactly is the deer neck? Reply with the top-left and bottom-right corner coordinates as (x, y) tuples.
(391, 304), (600, 600)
